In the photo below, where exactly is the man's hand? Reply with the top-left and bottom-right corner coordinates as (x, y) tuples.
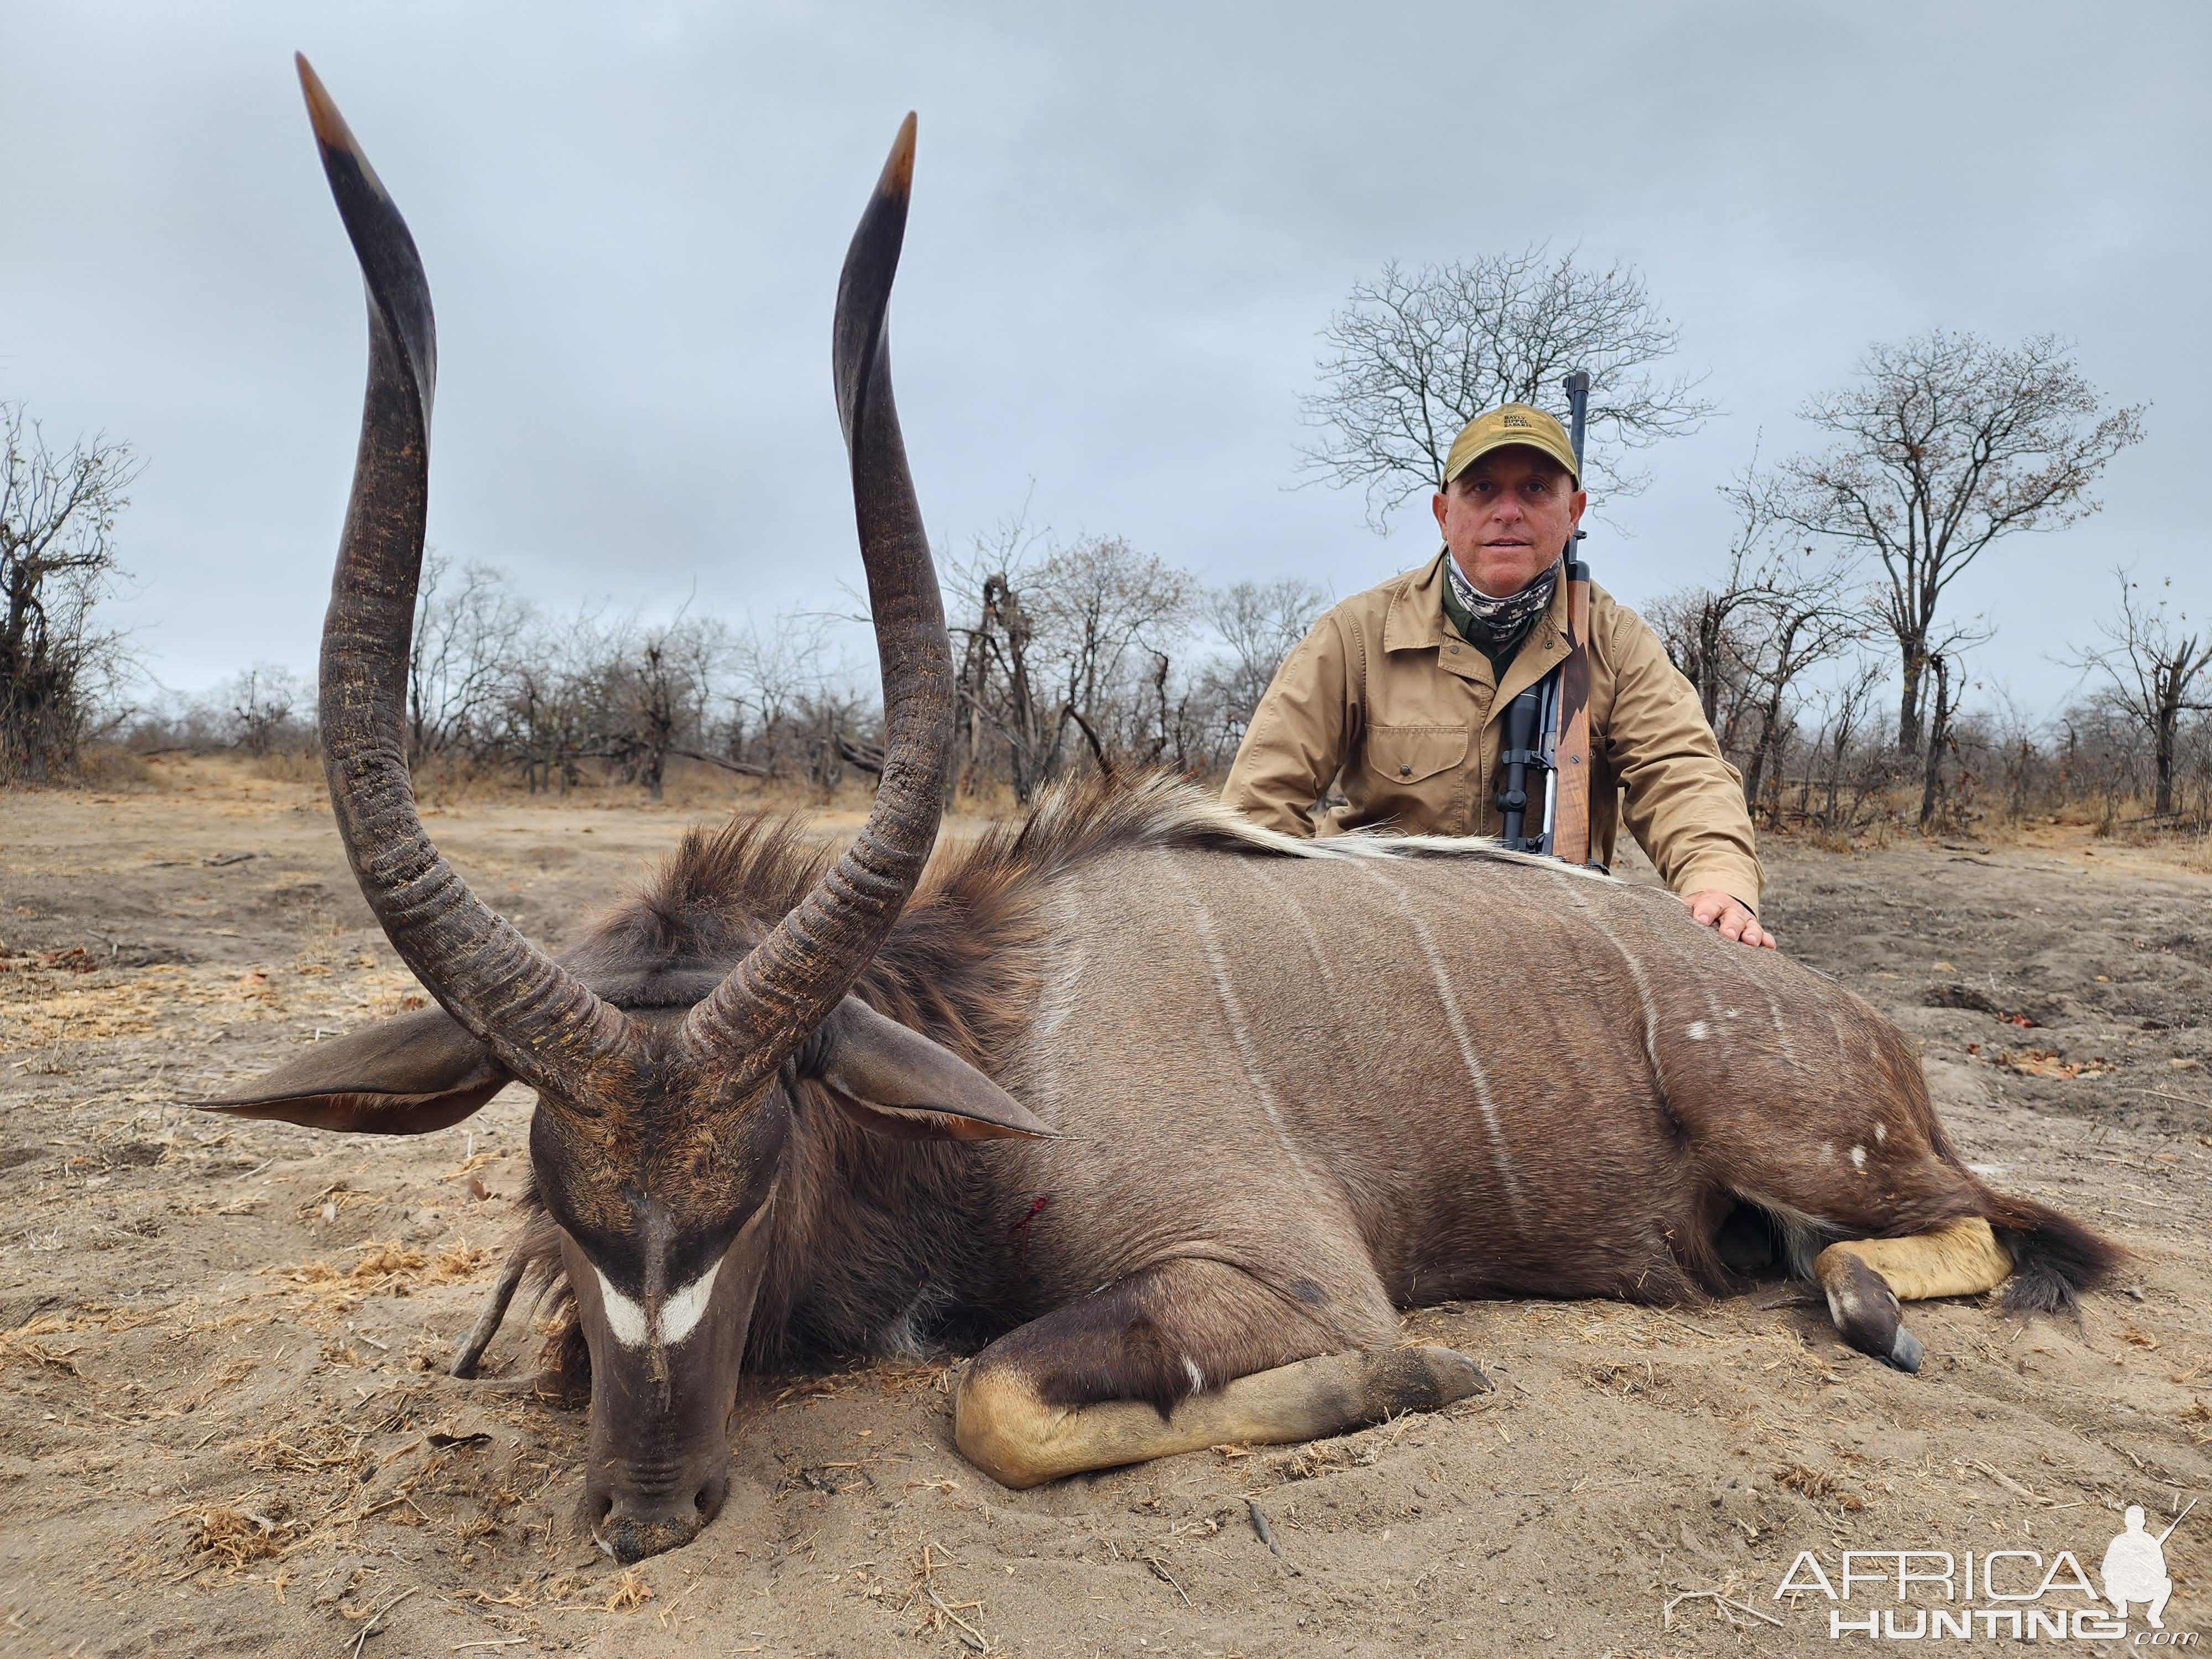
(1684, 889), (1777, 950)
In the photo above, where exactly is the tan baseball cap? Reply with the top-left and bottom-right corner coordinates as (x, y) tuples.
(1442, 403), (1579, 486)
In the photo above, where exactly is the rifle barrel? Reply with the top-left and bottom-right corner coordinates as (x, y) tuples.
(2157, 1497), (2197, 1545)
(1562, 368), (1591, 481)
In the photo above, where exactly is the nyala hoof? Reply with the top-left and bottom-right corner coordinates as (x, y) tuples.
(1357, 1345), (1493, 1420)
(1886, 1326), (1924, 1373)
(1819, 1250), (1923, 1373)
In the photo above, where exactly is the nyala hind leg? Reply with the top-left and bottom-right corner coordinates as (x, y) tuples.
(1815, 1218), (2013, 1372)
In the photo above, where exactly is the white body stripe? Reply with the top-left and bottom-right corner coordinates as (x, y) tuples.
(1557, 870), (1663, 1082)
(1159, 854), (1323, 1194)
(1353, 862), (1525, 1223)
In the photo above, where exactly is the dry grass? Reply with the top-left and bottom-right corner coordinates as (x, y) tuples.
(51, 743), (164, 792)
(79, 748), (1041, 821)
(187, 1498), (296, 1564)
(0, 1314), (87, 1376)
(0, 951), (424, 1056)
(604, 1569), (655, 1612)
(1774, 1463), (1864, 1509)
(263, 1239), (494, 1293)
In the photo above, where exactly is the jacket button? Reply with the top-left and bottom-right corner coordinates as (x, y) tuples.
(1449, 644), (1460, 654)
(1399, 764), (1413, 777)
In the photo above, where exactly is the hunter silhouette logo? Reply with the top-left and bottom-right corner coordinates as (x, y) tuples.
(2104, 1500), (2191, 1629)
(1773, 1499), (2197, 1641)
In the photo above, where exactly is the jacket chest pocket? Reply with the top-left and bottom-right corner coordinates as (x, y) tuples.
(1365, 723), (1470, 785)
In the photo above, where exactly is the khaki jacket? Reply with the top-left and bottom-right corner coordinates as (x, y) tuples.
(1222, 552), (1764, 910)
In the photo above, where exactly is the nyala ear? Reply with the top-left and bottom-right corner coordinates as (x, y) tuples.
(810, 998), (1051, 1142)
(192, 1004), (512, 1135)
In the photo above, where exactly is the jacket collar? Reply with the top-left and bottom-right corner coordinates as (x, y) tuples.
(1384, 551), (1571, 702)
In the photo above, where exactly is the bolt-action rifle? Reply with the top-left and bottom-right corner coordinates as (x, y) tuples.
(1495, 370), (1599, 868)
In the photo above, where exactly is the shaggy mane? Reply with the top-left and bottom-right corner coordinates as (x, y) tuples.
(582, 771), (1598, 1073)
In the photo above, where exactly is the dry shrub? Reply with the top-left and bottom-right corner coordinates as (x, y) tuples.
(1269, 1438), (1381, 1480)
(1968, 1045), (2116, 1080)
(296, 1243), (421, 1282)
(71, 743), (159, 791)
(340, 1239), (488, 1283)
(190, 1502), (292, 1564)
(1776, 1464), (1863, 1510)
(2, 956), (422, 1053)
(249, 750), (323, 785)
(262, 1239), (492, 1308)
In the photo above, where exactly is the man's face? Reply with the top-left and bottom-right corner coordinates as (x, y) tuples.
(1431, 447), (1586, 598)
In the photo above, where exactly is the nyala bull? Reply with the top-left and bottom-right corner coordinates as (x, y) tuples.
(205, 59), (2117, 1564)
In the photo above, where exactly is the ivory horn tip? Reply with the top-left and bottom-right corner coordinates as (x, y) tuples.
(294, 53), (356, 159)
(881, 112), (917, 199)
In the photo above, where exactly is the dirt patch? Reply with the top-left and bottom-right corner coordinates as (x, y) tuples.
(2, 765), (2208, 1655)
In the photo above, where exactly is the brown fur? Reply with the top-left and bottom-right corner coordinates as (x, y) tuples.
(495, 771), (2116, 1415)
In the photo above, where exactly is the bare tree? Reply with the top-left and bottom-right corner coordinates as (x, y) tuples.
(1, 403), (142, 779)
(1298, 247), (1714, 526)
(503, 608), (609, 795)
(719, 609), (839, 781)
(1734, 553), (1868, 818)
(1199, 577), (1332, 741)
(1650, 460), (1787, 742)
(1794, 661), (1891, 833)
(591, 609), (732, 800)
(225, 664), (313, 757)
(2069, 570), (2212, 818)
(1652, 448), (1866, 806)
(1750, 330), (2145, 753)
(1918, 651), (1961, 828)
(942, 515), (1052, 801)
(1029, 535), (1193, 775)
(408, 551), (535, 769)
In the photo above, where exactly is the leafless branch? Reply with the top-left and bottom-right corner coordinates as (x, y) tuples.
(1298, 247), (1715, 528)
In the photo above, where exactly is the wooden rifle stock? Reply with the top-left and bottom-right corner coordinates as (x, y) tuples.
(1550, 560), (1593, 864)
(1550, 368), (1596, 868)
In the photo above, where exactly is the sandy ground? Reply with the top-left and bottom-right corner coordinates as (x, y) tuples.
(2, 758), (2208, 1657)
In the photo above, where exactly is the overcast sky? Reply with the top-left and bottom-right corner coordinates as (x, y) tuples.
(6, 2), (2205, 714)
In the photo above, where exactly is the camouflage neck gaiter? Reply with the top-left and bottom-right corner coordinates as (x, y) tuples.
(1442, 552), (1561, 652)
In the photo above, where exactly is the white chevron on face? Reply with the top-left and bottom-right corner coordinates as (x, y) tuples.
(594, 1260), (723, 1350)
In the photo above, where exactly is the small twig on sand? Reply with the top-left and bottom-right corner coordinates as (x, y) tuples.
(1970, 1459), (2053, 1506)
(1146, 1556), (1191, 1606)
(1246, 1499), (1302, 1575)
(1653, 1307), (1720, 1339)
(2124, 1086), (2212, 1110)
(924, 1587), (988, 1652)
(1664, 1587), (1785, 1629)
(349, 1585), (422, 1657)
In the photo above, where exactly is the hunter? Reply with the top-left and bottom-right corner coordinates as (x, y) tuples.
(1223, 403), (1774, 948)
